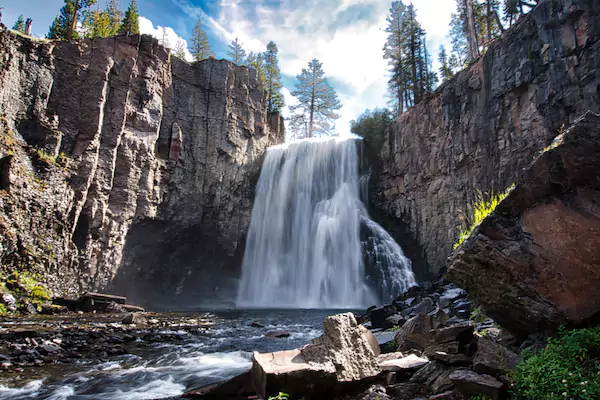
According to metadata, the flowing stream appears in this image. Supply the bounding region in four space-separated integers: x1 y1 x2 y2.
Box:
0 310 336 400
237 137 416 308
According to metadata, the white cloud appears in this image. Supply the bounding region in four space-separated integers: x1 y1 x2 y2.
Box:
164 0 455 137
139 16 194 62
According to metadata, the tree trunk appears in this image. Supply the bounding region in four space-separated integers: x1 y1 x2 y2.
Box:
68 1 79 41
465 0 479 63
494 9 505 33
309 75 315 138
486 0 492 46
410 12 418 105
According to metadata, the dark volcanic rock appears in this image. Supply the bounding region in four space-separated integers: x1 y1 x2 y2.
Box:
263 330 290 339
449 369 504 400
0 28 284 304
373 0 600 278
448 112 600 334
368 305 399 329
473 336 519 377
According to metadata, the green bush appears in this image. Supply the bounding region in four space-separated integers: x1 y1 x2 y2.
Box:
511 327 600 400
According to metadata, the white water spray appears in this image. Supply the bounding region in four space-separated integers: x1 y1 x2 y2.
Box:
236 137 415 308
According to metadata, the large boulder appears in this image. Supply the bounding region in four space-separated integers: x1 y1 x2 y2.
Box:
394 313 433 352
448 112 600 335
251 313 381 399
472 336 519 377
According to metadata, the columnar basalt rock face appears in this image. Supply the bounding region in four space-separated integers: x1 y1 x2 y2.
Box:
0 30 284 304
374 0 600 277
447 113 600 335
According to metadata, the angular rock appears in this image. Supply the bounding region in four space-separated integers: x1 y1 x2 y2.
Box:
386 383 424 400
264 330 290 339
1 293 16 311
409 361 455 395
428 390 466 399
300 313 381 381
424 342 460 358
395 313 432 352
369 305 399 329
432 352 472 367
429 308 450 330
343 385 393 400
449 369 503 400
433 323 474 345
402 297 435 318
473 336 518 376
122 313 147 325
386 313 406 326
377 352 405 362
183 370 256 399
448 113 600 334
379 354 429 372
252 313 380 399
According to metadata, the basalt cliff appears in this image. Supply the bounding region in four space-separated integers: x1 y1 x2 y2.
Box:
374 0 600 278
0 29 284 306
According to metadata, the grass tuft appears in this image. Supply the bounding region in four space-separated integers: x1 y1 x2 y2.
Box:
454 184 515 250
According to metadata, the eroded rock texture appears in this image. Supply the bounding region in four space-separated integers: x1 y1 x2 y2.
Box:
0 30 284 305
448 113 600 335
374 0 600 277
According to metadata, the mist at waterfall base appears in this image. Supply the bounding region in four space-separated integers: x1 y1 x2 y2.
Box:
237 137 416 309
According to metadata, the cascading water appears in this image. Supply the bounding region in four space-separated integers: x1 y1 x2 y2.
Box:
236 137 416 309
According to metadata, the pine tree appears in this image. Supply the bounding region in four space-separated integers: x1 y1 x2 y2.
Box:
119 0 139 36
263 41 285 113
159 27 170 48
227 38 246 65
83 8 110 38
383 2 434 113
173 37 186 59
438 45 453 81
12 15 26 33
48 1 97 40
246 52 266 83
106 0 124 36
289 59 342 138
383 1 407 115
190 19 212 61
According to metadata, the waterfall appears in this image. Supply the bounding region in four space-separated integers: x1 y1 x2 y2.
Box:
236 137 416 309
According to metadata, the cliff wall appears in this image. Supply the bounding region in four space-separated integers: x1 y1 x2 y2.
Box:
374 0 600 277
0 30 284 306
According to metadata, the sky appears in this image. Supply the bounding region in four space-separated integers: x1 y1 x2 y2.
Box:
3 0 456 136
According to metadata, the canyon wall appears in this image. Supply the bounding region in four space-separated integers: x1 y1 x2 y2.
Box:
0 30 284 306
374 0 600 277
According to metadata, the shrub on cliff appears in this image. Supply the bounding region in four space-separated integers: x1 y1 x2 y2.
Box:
511 327 600 400
351 108 393 166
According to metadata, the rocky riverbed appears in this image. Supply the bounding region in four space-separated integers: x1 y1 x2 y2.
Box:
0 309 333 399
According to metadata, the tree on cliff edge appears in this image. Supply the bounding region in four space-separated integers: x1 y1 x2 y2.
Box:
12 15 25 34
227 38 247 65
264 41 285 113
119 0 139 36
48 0 97 40
190 19 212 61
289 59 342 139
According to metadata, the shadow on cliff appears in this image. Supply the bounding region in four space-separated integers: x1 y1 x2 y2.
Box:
110 219 246 310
